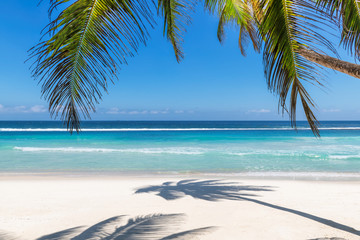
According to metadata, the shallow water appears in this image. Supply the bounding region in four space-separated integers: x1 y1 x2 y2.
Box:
1 121 360 176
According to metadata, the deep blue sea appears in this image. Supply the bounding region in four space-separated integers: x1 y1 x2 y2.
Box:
1 121 360 176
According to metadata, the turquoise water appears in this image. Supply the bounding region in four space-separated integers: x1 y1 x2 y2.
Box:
1 121 360 175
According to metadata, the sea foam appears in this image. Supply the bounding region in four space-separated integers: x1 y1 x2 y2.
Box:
13 147 205 155
2 127 360 132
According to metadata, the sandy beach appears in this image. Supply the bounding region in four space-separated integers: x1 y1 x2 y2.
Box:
0 174 359 240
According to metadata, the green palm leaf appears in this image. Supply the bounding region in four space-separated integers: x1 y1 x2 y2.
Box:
336 0 360 59
158 0 196 62
205 0 260 55
317 0 360 60
30 0 154 132
260 0 336 136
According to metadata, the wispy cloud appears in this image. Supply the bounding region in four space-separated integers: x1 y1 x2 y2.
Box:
106 108 188 115
322 108 341 113
0 104 47 113
247 109 271 113
106 108 122 114
29 105 47 113
149 110 169 114
128 110 148 115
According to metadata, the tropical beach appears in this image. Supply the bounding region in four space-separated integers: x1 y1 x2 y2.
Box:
2 0 360 239
1 121 360 239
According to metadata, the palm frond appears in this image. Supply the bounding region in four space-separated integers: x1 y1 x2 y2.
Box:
260 0 336 136
316 0 360 60
205 0 261 55
315 0 340 17
157 0 196 62
339 0 360 59
30 0 154 132
217 4 227 43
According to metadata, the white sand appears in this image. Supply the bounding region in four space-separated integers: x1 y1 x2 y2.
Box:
0 174 359 240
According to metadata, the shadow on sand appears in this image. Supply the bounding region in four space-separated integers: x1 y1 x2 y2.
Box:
135 179 360 237
1 213 214 240
0 233 20 240
135 179 273 201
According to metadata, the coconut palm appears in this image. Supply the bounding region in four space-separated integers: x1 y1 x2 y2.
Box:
30 0 360 136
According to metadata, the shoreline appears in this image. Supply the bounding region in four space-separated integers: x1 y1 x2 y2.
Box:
1 171 360 181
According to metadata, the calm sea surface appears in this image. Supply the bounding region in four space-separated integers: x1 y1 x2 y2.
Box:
1 121 360 176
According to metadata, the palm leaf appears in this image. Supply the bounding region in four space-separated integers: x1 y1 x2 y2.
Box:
333 0 360 59
260 0 336 136
158 0 196 62
317 0 360 60
205 0 261 56
30 0 154 132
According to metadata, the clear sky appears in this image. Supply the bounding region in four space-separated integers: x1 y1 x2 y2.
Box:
1 1 360 121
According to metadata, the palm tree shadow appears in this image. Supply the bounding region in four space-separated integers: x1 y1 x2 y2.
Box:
33 214 216 240
0 232 20 240
308 238 347 240
72 216 125 240
135 179 274 201
36 226 85 240
135 179 360 237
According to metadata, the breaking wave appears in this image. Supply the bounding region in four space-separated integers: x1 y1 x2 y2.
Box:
13 147 205 155
3 127 360 132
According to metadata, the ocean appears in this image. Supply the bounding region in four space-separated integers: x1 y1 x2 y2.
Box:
1 121 360 177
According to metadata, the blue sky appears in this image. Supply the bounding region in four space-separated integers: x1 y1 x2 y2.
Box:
0 1 360 121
